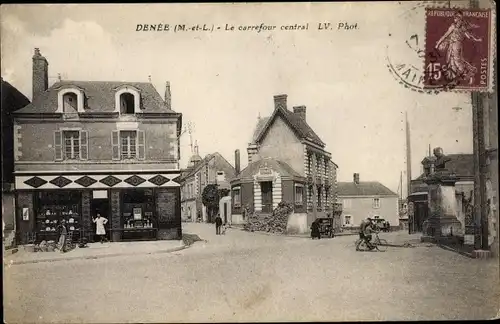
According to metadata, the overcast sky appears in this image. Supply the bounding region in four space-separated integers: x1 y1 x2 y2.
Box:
1 2 474 196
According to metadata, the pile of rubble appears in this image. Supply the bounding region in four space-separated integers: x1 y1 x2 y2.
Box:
243 201 294 234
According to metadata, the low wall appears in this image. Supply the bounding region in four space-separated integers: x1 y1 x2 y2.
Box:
286 212 308 234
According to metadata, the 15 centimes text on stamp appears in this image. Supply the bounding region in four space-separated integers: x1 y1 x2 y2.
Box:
424 7 495 92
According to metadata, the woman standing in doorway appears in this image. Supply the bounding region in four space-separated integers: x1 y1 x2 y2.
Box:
92 213 108 243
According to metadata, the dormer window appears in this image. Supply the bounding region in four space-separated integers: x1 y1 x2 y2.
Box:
114 86 141 114
120 93 135 114
57 87 85 113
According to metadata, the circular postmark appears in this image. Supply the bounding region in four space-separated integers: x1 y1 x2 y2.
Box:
385 1 471 94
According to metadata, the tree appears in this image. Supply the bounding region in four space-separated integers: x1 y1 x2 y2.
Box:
202 184 219 223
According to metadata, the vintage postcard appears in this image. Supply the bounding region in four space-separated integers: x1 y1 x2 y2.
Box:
1 1 498 323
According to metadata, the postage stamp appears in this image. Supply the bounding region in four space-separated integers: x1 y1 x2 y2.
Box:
424 8 495 92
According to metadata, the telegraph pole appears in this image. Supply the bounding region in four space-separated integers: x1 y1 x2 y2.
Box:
470 0 489 251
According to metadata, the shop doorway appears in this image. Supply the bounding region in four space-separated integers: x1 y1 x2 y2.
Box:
91 198 110 241
261 181 273 213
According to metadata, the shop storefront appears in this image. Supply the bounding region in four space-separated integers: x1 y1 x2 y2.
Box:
15 172 181 244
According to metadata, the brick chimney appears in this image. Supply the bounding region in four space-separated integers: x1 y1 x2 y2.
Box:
293 105 306 121
32 48 49 101
165 81 171 109
274 94 287 110
353 173 360 184
235 149 241 174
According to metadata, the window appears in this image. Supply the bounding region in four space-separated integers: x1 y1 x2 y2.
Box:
373 198 381 209
120 93 135 114
112 130 145 160
62 93 78 113
317 186 322 208
64 131 80 159
121 131 137 159
233 187 241 207
344 215 352 225
216 171 225 182
54 130 88 161
343 199 352 209
295 185 304 205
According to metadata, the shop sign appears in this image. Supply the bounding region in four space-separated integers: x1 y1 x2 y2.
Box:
133 207 142 220
22 208 29 221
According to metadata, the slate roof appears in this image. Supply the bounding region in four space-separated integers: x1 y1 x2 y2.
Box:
337 181 398 197
1 79 30 113
415 154 473 180
252 107 325 147
233 157 303 182
15 80 175 114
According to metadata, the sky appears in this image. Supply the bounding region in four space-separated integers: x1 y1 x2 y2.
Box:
1 2 475 196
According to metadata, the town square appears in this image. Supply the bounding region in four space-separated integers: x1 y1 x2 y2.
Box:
1 1 498 322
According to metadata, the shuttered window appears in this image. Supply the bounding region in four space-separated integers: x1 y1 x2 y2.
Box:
113 130 145 160
54 130 88 161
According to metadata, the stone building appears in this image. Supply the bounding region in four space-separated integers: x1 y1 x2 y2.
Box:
230 94 339 233
338 173 399 230
13 48 183 244
179 146 237 223
1 78 30 247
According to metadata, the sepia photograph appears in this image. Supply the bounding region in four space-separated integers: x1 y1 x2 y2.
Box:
1 1 498 322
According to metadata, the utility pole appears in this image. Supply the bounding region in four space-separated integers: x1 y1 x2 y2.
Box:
469 0 489 251
405 111 412 198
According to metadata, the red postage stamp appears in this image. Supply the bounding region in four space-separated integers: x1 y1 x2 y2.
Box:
424 8 494 92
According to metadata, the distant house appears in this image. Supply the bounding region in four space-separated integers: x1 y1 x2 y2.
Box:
179 146 237 223
338 173 399 229
1 78 30 247
230 94 339 233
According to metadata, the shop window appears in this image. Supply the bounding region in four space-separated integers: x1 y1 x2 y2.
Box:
373 198 381 209
111 130 145 160
233 187 241 207
36 191 82 241
122 189 155 229
295 185 304 205
344 215 352 225
54 130 88 161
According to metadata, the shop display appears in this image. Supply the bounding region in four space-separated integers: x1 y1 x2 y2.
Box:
36 192 82 242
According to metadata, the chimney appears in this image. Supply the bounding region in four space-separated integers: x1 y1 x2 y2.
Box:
273 94 287 110
32 48 49 101
235 149 241 174
353 173 360 184
165 81 172 109
293 105 306 121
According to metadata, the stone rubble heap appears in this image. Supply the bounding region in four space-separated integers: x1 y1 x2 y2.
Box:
243 201 294 234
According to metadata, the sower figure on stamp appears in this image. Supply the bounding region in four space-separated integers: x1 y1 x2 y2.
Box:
435 11 482 85
92 213 108 243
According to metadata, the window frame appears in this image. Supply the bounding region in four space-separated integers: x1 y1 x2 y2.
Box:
373 198 381 209
63 130 81 160
56 88 85 113
344 215 352 225
294 184 304 205
114 86 141 114
233 186 241 207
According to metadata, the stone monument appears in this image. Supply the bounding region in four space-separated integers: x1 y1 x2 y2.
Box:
421 147 463 243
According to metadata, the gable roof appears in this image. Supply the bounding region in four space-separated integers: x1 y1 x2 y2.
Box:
337 181 398 197
253 107 325 147
1 79 30 112
250 117 270 143
233 157 303 182
181 152 236 181
15 80 175 114
415 154 473 180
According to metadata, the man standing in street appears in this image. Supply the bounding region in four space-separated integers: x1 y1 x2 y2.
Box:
215 213 223 235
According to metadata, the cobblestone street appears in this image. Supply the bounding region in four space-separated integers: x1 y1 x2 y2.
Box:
4 223 499 322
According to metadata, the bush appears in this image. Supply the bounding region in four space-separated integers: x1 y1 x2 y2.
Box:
243 201 294 234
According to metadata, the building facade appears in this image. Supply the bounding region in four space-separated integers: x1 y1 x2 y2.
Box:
231 94 339 233
14 48 183 244
2 78 31 247
338 173 399 230
179 149 236 223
